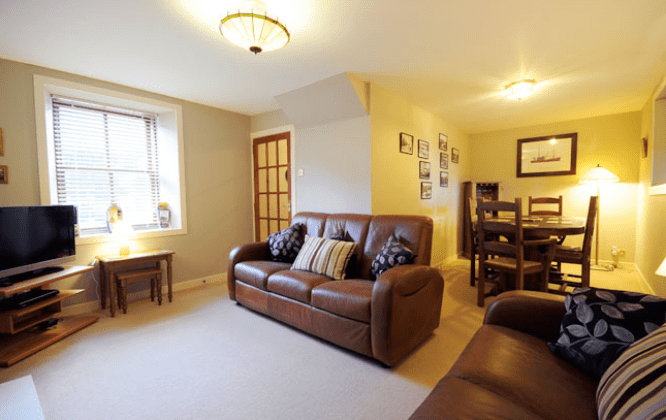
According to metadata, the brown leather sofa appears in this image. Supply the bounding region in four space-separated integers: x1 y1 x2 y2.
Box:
409 290 598 420
227 212 444 366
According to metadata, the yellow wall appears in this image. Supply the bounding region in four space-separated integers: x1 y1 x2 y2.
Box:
370 84 471 267
470 112 641 264
636 75 666 295
0 58 254 306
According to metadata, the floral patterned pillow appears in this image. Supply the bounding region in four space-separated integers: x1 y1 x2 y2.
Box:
548 287 666 378
369 234 416 280
266 223 304 263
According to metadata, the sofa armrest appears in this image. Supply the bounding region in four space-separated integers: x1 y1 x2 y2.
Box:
483 290 566 342
371 264 444 366
227 242 271 300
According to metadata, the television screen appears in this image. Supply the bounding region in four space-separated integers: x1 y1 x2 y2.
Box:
0 205 76 278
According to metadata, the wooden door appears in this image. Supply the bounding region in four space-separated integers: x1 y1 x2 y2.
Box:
253 132 291 241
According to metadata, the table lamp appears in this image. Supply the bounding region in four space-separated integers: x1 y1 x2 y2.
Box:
657 258 666 277
579 164 619 270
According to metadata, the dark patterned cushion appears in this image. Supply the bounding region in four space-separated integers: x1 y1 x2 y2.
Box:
548 287 666 378
597 323 666 420
369 234 416 280
267 223 304 263
329 228 346 241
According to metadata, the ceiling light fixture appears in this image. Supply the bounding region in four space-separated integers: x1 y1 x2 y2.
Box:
505 80 535 100
219 0 290 54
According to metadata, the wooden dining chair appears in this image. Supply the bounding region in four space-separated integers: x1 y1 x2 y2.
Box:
550 196 598 293
476 197 557 307
528 196 563 216
468 197 479 286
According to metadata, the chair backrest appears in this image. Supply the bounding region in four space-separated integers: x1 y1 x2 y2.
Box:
476 197 524 261
467 197 477 248
581 196 598 258
528 196 563 216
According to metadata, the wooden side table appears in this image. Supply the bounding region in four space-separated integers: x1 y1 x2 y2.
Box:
97 250 174 317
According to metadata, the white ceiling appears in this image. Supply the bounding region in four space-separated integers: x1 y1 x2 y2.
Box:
1 0 666 134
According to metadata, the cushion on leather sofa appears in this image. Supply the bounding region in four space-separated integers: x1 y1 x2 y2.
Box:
311 280 373 323
267 270 332 304
234 261 291 290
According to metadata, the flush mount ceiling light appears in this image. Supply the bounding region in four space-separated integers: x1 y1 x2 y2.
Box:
219 0 290 54
505 79 535 100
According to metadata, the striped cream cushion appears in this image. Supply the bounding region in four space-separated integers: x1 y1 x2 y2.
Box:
291 235 357 280
597 323 666 420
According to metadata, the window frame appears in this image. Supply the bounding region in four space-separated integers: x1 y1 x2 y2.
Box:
34 75 188 244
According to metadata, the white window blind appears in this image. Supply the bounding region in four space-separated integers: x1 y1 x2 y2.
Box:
51 96 160 235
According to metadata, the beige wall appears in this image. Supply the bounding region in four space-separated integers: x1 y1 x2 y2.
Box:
0 58 253 306
636 75 666 296
370 84 471 267
470 112 642 264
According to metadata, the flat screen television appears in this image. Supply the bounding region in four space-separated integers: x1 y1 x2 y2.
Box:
0 205 77 283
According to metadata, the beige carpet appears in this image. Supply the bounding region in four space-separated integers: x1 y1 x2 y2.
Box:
0 259 649 420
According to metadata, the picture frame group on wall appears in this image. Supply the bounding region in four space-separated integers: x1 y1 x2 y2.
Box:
419 161 431 179
516 132 577 177
440 153 448 169
399 132 414 155
440 171 448 187
439 133 448 151
418 139 429 159
0 165 7 184
421 182 432 199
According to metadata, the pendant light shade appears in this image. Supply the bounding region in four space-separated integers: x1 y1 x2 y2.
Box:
506 80 535 100
220 0 290 54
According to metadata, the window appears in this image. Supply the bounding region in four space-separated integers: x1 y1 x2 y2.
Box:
34 76 187 241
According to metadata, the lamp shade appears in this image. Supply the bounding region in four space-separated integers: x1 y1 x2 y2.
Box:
579 164 619 184
657 258 666 277
220 0 290 54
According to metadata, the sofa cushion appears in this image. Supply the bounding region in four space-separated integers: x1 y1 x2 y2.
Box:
597 323 666 420
266 270 332 304
370 233 416 280
267 223 304 263
311 280 373 323
234 261 291 290
548 287 666 378
439 324 598 420
291 235 357 280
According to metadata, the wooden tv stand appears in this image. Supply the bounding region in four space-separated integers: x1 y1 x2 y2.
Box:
0 266 99 367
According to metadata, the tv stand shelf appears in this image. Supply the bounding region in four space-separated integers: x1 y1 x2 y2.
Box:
0 266 98 367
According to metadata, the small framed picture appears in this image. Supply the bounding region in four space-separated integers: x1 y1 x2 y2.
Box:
440 153 448 169
440 171 448 187
0 128 4 156
439 133 448 151
0 165 7 184
421 182 432 199
400 132 414 155
643 137 648 158
451 148 459 163
418 139 429 159
419 161 431 179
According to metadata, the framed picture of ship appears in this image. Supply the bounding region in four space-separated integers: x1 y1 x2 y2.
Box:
517 133 577 178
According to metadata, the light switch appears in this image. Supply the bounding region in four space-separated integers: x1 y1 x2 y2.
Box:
297 169 304 177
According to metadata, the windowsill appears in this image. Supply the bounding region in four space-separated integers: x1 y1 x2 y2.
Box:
75 227 186 246
649 184 666 196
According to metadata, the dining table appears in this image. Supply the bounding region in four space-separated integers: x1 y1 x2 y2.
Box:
487 215 586 239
